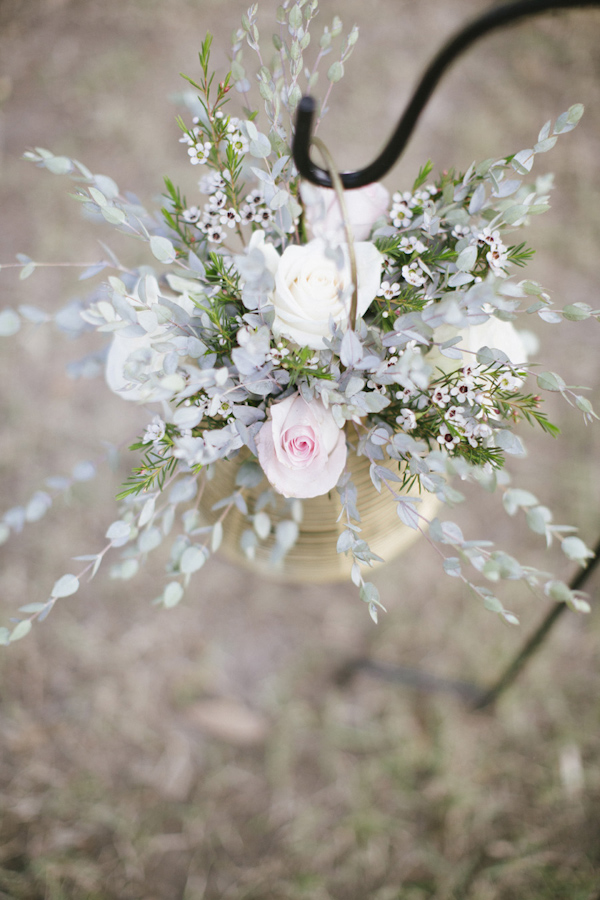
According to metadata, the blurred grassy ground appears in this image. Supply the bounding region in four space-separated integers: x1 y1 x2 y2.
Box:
1 0 600 897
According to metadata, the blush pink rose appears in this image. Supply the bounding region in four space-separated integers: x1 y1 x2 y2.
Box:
300 181 390 242
255 393 347 499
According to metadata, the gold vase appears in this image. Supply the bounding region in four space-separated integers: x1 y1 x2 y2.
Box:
200 447 440 584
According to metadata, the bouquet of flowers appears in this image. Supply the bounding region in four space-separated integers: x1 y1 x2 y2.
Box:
0 1 596 641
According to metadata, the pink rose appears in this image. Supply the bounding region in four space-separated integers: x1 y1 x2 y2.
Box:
255 393 347 499
300 181 390 242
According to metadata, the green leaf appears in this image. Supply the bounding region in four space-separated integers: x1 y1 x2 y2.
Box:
89 186 108 207
94 174 119 199
567 102 585 124
138 496 156 528
502 488 538 516
554 104 584 134
163 581 184 608
0 308 21 337
413 159 433 190
538 308 562 324
456 245 477 272
269 189 290 210
275 520 298 551
51 574 80 598
562 303 591 322
10 620 32 642
533 136 557 153
245 120 259 141
360 581 383 608
429 517 444 542
536 371 566 392
235 460 264 489
106 520 131 541
19 262 36 280
249 132 272 159
443 557 462 577
179 545 206 574
482 560 500 582
495 430 526 457
440 520 464 545
510 149 534 174
101 206 127 225
538 119 552 142
502 204 528 225
253 512 271 541
575 395 599 420
138 527 162 554
288 4 302 28
110 559 139 580
150 235 176 264
482 593 503 613
545 580 571 603
44 155 73 175
327 61 344 83
259 81 274 102
525 505 552 536
562 536 594 564
18 602 47 614
211 521 223 552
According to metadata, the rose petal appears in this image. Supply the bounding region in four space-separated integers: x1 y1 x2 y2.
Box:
272 239 382 349
301 182 390 242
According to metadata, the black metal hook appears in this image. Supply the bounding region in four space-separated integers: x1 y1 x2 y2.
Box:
293 0 600 188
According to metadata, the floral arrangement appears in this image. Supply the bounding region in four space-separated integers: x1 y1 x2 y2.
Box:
0 1 597 642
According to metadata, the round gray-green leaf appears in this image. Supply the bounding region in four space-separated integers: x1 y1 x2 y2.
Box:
10 620 32 642
0 308 21 337
150 236 176 264
179 545 206 574
163 581 184 608
51 574 80 598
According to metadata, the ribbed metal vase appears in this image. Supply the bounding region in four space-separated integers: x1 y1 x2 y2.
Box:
200 448 440 584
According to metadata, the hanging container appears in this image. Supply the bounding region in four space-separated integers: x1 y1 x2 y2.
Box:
199 445 439 584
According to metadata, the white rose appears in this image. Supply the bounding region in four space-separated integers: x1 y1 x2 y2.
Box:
272 238 382 349
461 317 528 364
106 332 166 401
300 182 390 242
105 273 194 402
430 317 529 373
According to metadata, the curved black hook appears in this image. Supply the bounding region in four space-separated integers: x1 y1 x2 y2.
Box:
293 0 600 188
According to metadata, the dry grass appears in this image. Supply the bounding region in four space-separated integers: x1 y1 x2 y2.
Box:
1 0 600 897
